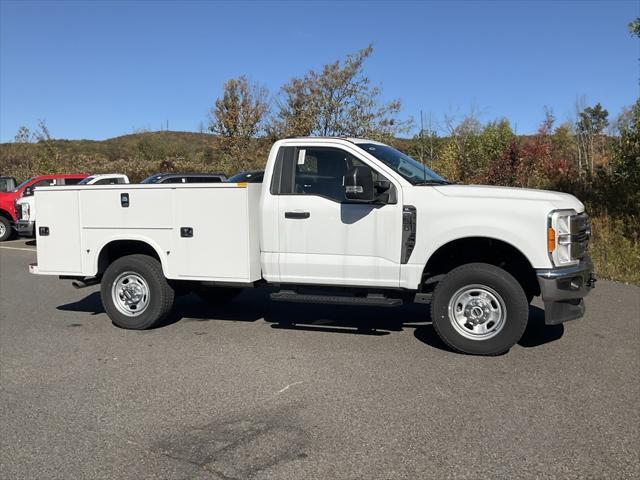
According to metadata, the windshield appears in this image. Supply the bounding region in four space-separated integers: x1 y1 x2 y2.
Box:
227 171 264 183
12 178 35 192
356 143 448 185
78 176 95 185
140 174 164 184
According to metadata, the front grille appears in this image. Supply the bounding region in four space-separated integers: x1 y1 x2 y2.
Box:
570 213 590 259
15 204 22 219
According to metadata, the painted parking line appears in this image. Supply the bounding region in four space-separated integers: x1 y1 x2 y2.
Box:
0 246 36 252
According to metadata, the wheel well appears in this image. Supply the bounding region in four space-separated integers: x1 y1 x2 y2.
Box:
422 237 540 298
97 240 161 274
0 209 12 221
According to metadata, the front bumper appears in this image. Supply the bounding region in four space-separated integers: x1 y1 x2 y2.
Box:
536 257 595 325
15 220 35 236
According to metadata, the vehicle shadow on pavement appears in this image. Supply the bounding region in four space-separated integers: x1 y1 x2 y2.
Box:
57 291 105 315
518 305 564 348
57 291 564 350
413 305 565 353
264 300 429 336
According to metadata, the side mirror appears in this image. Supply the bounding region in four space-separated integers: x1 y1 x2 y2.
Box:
345 166 374 202
23 186 33 197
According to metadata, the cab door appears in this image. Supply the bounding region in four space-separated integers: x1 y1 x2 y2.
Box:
274 144 403 287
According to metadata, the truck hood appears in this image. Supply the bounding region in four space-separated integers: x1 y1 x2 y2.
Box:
433 184 584 211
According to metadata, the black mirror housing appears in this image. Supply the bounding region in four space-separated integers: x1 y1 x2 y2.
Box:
345 166 375 202
23 187 33 197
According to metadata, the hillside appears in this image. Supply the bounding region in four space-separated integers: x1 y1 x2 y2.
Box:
0 131 270 182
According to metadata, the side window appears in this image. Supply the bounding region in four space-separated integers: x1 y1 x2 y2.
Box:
270 146 392 203
94 178 112 185
293 148 355 202
63 178 82 185
163 177 184 184
189 176 222 183
32 179 56 188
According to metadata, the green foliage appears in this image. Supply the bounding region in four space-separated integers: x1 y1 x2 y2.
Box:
577 103 609 135
629 17 640 37
610 99 640 216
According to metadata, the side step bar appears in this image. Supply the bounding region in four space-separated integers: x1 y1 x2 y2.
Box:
270 291 402 307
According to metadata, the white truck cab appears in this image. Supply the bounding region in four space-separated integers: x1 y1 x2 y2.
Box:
29 139 594 355
15 173 129 237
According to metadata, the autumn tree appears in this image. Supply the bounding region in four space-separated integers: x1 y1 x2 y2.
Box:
209 75 270 171
273 45 410 140
210 75 269 138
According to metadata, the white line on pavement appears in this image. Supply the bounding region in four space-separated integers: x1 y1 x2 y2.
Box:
0 246 36 252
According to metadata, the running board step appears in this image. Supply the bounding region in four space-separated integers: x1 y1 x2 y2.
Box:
270 291 402 307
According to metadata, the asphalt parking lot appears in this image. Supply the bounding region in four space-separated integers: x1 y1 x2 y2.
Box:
1 238 638 480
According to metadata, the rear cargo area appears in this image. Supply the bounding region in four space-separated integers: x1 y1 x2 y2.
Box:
33 183 262 283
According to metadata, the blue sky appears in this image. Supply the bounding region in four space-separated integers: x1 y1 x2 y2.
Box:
0 0 638 141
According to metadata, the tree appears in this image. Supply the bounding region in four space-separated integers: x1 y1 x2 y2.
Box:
629 17 640 37
610 99 640 216
209 75 269 139
575 101 609 174
209 76 270 171
14 126 32 143
274 45 410 139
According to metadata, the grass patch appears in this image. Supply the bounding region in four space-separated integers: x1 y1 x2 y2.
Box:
589 214 640 285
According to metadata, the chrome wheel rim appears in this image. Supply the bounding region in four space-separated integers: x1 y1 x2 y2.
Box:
447 284 506 340
111 272 150 317
0 222 6 237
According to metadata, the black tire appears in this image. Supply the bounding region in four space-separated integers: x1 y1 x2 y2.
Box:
0 216 12 242
101 254 175 330
430 263 529 355
194 285 241 306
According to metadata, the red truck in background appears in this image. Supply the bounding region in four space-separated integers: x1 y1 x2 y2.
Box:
0 173 88 242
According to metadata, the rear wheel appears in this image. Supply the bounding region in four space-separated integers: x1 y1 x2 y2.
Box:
430 263 529 355
0 216 12 242
101 254 174 329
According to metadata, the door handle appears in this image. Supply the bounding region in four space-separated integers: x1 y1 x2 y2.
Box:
285 211 310 219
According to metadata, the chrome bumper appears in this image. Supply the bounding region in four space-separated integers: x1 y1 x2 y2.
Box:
536 257 595 325
15 220 35 236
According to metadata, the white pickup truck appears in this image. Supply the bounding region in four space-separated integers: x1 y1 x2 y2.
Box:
29 137 594 355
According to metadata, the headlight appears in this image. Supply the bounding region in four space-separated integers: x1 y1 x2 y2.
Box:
547 209 590 266
23 203 30 219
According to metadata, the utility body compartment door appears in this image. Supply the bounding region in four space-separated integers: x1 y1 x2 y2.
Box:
35 189 82 274
170 184 261 282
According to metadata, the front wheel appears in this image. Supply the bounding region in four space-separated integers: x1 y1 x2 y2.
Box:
101 254 175 329
430 263 529 355
0 216 12 242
